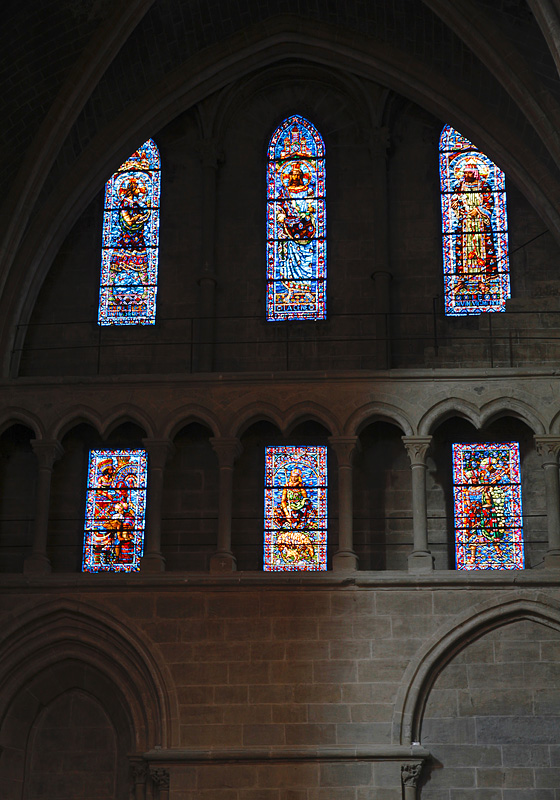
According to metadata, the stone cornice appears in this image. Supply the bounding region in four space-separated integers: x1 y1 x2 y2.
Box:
1 570 559 590
4 366 560 387
143 744 431 763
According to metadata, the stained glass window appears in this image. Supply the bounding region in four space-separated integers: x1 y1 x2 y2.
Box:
264 445 327 570
99 139 160 325
82 449 147 572
439 125 509 316
452 442 524 570
267 115 326 321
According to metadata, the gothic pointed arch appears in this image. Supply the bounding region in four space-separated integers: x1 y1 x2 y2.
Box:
0 599 177 750
394 595 560 745
0 600 178 797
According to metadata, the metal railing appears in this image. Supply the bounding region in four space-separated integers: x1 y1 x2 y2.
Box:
12 308 560 375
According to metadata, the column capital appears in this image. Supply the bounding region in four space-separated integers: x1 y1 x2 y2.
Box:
210 437 242 467
534 435 560 464
150 767 170 789
402 436 432 466
130 761 147 784
142 439 175 470
371 270 393 282
196 137 223 169
401 761 423 788
31 439 64 469
197 268 218 287
328 435 360 467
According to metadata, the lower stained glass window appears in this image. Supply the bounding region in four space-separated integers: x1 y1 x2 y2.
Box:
264 445 327 571
82 449 147 572
452 442 524 570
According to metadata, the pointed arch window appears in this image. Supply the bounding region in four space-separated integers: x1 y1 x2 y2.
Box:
82 449 147 572
267 116 326 321
98 139 160 325
452 442 524 570
439 126 509 316
264 445 327 571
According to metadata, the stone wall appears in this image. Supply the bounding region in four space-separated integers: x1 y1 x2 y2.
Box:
16 77 560 378
25 691 117 800
4 9 560 800
0 583 559 799
423 618 560 798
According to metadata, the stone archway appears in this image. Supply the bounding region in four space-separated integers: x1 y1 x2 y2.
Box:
0 600 179 798
393 596 560 794
4 663 126 800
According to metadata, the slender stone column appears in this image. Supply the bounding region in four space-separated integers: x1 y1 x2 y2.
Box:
140 439 175 573
130 761 147 800
402 436 434 572
329 436 360 571
195 137 222 373
371 270 393 369
401 762 423 799
150 767 169 800
535 435 560 568
369 125 391 272
209 437 242 572
369 125 392 369
23 439 64 575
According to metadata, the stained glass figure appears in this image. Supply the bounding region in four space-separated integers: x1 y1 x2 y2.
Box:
452 442 524 570
267 116 326 321
264 445 327 570
439 126 509 316
82 449 147 572
99 139 160 325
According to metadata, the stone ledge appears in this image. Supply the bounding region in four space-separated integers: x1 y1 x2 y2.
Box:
143 744 431 763
4 365 560 388
1 569 559 590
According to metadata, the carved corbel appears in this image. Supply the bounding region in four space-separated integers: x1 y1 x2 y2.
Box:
401 761 423 798
150 767 170 799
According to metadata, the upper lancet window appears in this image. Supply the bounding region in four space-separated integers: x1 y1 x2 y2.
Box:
439 125 510 316
98 139 160 325
452 442 524 570
82 449 147 572
266 115 326 321
264 445 327 571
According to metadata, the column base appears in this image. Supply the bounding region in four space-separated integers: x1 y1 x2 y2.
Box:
140 553 166 573
408 551 434 572
209 551 237 573
23 553 52 575
544 551 560 569
332 550 359 571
